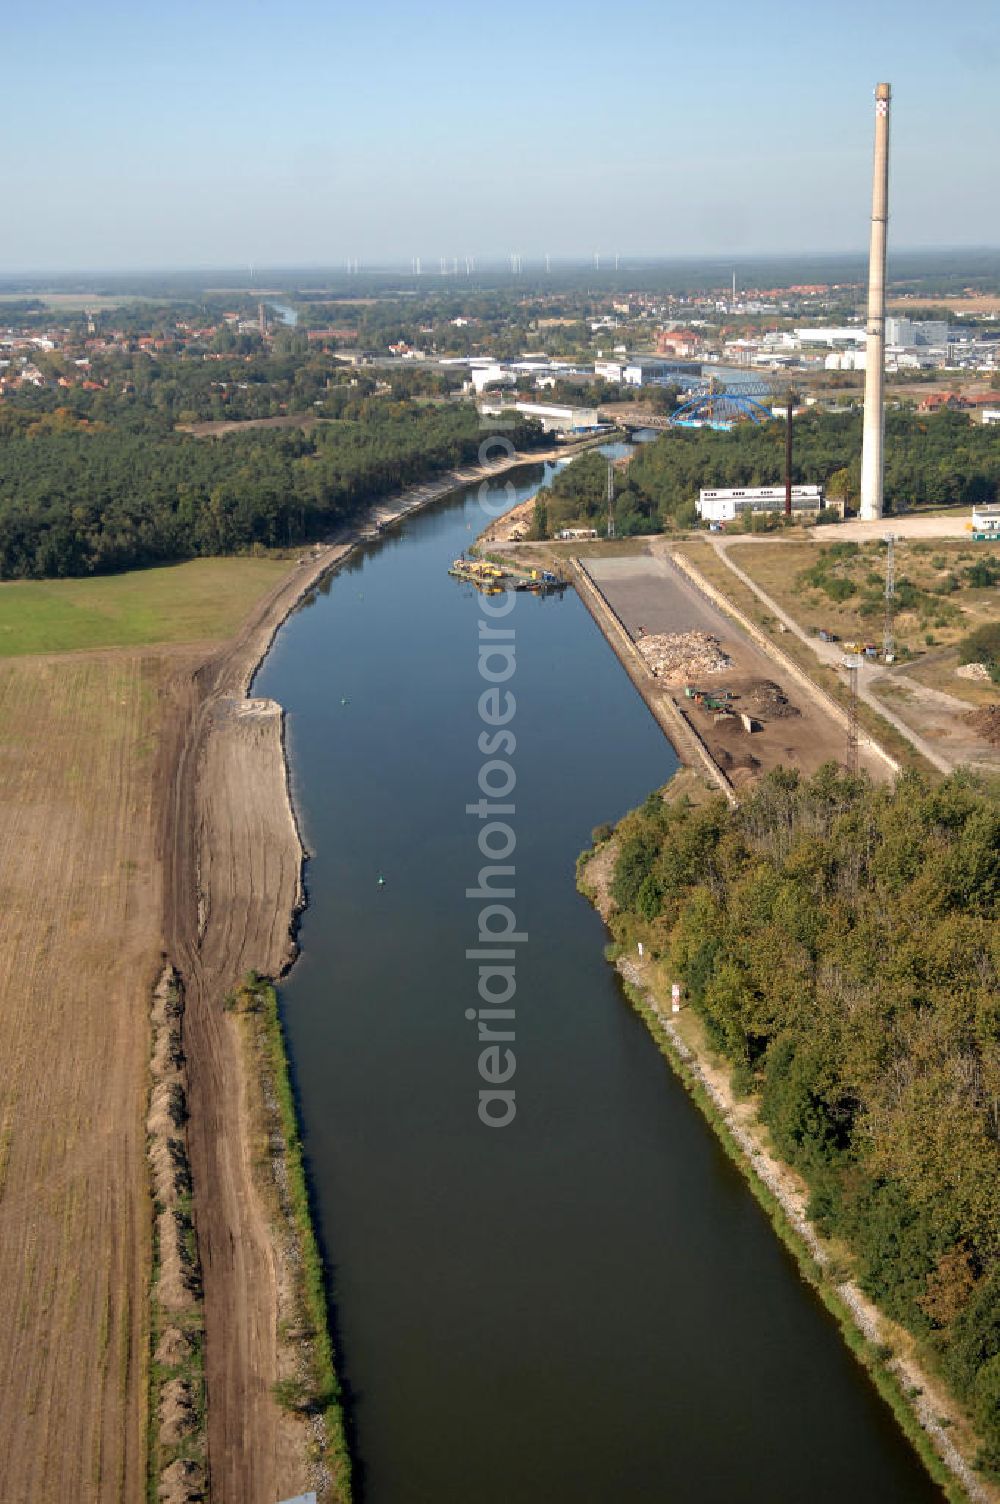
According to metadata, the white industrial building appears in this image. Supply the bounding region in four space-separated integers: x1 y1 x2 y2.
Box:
622 358 680 387
697 484 825 523
470 363 515 394
885 317 950 347
794 327 866 348
972 504 1000 536
477 398 603 434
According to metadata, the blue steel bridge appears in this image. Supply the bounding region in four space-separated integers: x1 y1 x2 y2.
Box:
602 374 778 433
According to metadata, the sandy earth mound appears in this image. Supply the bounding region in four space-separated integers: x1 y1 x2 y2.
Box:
158 1457 206 1504
154 1326 192 1367
159 1377 196 1445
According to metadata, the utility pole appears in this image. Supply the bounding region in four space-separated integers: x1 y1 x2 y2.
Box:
607 459 616 540
784 392 794 518
883 532 896 662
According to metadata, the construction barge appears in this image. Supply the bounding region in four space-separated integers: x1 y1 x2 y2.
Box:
449 557 570 596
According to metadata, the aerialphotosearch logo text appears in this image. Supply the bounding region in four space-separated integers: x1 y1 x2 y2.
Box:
466 428 525 1127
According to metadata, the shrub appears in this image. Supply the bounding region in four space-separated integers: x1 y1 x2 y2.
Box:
824 541 860 561
958 622 1000 682
965 558 1000 589
822 576 856 602
272 1377 310 1412
973 1355 1000 1473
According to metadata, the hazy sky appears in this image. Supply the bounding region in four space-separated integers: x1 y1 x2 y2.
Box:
4 0 999 271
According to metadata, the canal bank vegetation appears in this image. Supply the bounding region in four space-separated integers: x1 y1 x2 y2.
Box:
583 766 1000 1496
227 972 352 1503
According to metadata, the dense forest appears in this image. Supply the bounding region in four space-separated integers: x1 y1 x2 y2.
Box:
545 411 1000 534
604 768 1000 1473
0 403 546 577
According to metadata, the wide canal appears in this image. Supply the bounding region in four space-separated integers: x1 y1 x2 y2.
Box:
255 461 939 1502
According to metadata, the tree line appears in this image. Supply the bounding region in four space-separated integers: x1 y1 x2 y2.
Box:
604 767 1000 1474
544 411 1000 535
0 403 546 578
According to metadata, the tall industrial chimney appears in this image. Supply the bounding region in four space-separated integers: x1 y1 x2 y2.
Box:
859 83 891 521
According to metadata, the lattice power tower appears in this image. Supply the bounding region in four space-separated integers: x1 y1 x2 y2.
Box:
883 533 896 663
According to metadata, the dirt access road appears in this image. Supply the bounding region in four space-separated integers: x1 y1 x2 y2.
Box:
158 541 353 1504
819 510 976 543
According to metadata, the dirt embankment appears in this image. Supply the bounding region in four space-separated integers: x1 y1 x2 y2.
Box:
158 543 345 1504
159 448 552 1501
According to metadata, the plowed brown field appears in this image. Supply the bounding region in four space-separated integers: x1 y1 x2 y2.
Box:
0 650 183 1504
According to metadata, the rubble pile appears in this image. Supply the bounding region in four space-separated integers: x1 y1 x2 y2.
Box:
636 631 731 681
743 679 800 720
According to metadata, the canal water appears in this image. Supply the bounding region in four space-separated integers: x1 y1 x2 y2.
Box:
255 463 939 1503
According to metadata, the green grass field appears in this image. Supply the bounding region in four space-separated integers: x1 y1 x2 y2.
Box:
0 556 293 656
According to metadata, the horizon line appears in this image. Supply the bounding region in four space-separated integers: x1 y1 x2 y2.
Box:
1 245 999 282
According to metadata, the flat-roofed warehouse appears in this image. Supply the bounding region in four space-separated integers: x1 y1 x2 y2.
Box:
972 503 1000 537
697 485 825 522
477 398 603 434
